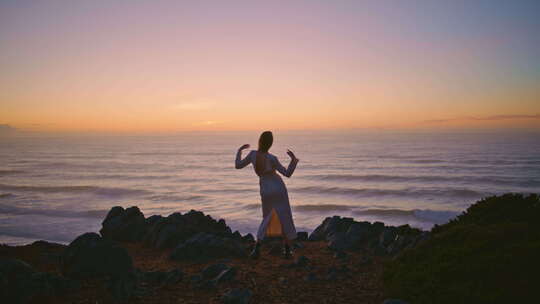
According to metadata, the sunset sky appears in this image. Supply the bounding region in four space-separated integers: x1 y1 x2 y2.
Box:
1 1 539 132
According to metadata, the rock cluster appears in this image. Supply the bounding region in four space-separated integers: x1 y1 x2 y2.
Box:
308 215 428 255
100 206 254 260
170 232 247 261
189 262 238 289
222 288 252 304
60 232 136 300
0 258 78 303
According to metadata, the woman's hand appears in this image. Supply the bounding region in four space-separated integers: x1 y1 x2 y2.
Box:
238 144 250 151
287 149 298 161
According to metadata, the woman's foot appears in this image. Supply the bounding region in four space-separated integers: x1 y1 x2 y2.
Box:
249 243 261 259
282 243 293 259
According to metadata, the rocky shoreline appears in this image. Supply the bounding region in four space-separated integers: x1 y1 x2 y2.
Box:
1 205 421 303
2 193 537 303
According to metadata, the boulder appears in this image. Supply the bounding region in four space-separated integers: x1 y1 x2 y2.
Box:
222 288 252 304
309 216 349 241
241 233 255 243
61 232 133 279
296 231 308 241
144 210 234 249
303 272 318 282
141 268 184 286
383 299 409 304
170 232 246 261
0 258 77 303
268 243 283 256
327 231 348 251
310 216 426 254
100 206 147 241
202 263 229 279
333 251 348 260
191 264 240 289
295 255 310 267
145 215 164 228
285 255 310 268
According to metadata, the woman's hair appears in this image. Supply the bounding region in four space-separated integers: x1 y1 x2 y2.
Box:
255 131 273 176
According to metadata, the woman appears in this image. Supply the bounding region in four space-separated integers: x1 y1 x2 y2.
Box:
235 131 299 259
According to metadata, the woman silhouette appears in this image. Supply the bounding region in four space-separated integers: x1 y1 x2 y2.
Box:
235 131 299 259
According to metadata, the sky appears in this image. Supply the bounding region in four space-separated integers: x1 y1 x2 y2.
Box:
1 0 539 133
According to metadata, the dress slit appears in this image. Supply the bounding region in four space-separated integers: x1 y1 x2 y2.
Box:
266 208 283 237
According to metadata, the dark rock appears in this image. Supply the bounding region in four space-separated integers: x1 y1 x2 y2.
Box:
211 267 237 284
373 244 388 256
383 299 409 304
327 231 348 251
241 233 255 243
189 274 203 285
358 256 373 266
303 272 318 282
310 215 426 255
145 215 163 227
163 269 183 285
345 222 372 247
333 251 348 260
295 255 310 267
292 242 305 249
198 267 237 289
222 288 252 304
325 265 350 280
144 210 234 249
107 275 137 300
296 231 308 241
61 232 133 279
143 269 183 286
100 206 147 241
309 216 347 241
202 263 229 279
268 243 283 256
142 270 167 283
61 232 135 300
232 230 242 240
0 258 78 303
379 227 397 247
170 232 246 261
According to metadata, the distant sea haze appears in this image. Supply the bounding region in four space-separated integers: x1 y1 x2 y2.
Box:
1 131 539 245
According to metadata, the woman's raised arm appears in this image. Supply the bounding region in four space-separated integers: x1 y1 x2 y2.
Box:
274 150 299 178
235 144 252 169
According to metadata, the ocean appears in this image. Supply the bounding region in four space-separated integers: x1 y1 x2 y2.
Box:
1 131 539 245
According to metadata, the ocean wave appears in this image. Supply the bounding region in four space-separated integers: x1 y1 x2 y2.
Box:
292 185 484 199
0 203 109 219
147 194 206 202
0 170 25 176
77 174 175 180
245 203 353 212
0 183 151 196
353 208 460 224
293 204 353 211
301 174 540 187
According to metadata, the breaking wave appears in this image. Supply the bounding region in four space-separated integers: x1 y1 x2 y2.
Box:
353 208 460 224
301 174 540 187
0 183 151 196
0 170 25 176
0 203 109 218
292 185 484 199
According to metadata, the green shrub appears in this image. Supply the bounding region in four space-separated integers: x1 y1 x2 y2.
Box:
383 193 540 304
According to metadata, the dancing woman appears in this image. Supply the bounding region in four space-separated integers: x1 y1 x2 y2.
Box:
235 131 299 259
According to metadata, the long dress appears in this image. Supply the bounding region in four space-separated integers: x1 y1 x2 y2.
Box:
235 149 299 241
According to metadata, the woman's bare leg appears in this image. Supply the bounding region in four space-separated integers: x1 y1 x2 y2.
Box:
282 234 292 258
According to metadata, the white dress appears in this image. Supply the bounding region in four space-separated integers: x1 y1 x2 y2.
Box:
235 150 299 241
